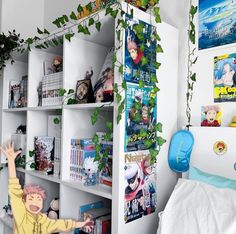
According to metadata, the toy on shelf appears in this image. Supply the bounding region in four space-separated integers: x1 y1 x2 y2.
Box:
47 198 59 219
52 56 63 73
229 116 236 127
83 157 99 186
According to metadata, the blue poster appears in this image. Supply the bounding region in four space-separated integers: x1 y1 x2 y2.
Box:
199 0 236 50
124 14 156 85
124 83 157 152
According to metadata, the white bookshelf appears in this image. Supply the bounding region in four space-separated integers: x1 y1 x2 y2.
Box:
0 3 179 234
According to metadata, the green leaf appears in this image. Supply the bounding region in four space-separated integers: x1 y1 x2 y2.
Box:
155 61 161 69
122 81 127 90
104 132 112 142
52 39 59 46
140 0 148 7
134 101 142 110
153 85 160 93
190 73 196 82
141 56 148 66
149 148 159 158
119 65 124 75
140 44 145 52
151 74 158 83
83 26 90 35
105 6 113 15
70 11 77 20
29 150 35 157
95 22 101 31
44 29 50 35
111 9 119 18
116 29 121 42
113 54 117 64
65 33 75 42
37 27 43 34
78 24 84 33
59 88 67 96
30 162 36 169
91 107 100 125
157 136 166 146
133 113 142 123
68 89 74 95
153 33 161 41
63 14 69 23
67 98 77 105
77 4 84 13
116 93 122 103
144 139 153 148
86 2 93 12
106 121 113 131
92 134 99 144
190 5 198 19
99 162 106 171
156 44 163 53
154 122 163 132
139 128 148 138
117 114 122 124
53 118 60 124
114 83 118 93
94 154 101 161
139 80 144 88
95 144 102 152
88 18 95 26
155 15 161 23
52 19 61 28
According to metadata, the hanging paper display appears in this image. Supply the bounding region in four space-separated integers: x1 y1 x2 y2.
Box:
199 0 236 50
201 105 222 127
214 53 236 102
124 83 157 152
124 14 157 85
124 151 157 223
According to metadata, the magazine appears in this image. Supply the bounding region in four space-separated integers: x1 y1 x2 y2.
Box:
124 14 156 85
124 151 157 223
214 53 236 102
125 83 157 152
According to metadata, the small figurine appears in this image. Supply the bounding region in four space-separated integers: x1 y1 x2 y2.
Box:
83 157 99 186
37 81 42 106
102 67 114 102
52 56 63 73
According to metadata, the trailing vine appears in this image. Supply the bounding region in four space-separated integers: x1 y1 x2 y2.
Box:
186 1 198 128
0 0 165 171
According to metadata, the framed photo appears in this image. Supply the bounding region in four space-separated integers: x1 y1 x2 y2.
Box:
75 79 94 104
199 0 236 50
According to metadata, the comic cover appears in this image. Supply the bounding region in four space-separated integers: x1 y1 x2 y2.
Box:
201 105 222 127
125 83 157 152
124 151 157 223
214 53 236 102
124 14 157 85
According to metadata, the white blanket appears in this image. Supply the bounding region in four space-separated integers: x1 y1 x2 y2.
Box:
157 179 236 234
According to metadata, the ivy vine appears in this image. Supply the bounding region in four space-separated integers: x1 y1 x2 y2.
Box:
0 0 165 171
186 1 198 127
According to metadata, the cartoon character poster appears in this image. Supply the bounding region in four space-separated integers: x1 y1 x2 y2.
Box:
125 83 157 152
124 14 157 85
124 151 157 223
201 105 222 127
214 53 236 102
199 0 236 50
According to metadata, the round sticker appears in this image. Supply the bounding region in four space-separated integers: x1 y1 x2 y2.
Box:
213 141 227 155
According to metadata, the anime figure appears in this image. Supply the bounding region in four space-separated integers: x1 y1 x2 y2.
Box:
0 142 94 234
83 157 99 186
201 105 220 127
214 62 235 87
124 163 144 223
141 158 156 215
37 81 42 106
52 56 63 73
102 67 114 102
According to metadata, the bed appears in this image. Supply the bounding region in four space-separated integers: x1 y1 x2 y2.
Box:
157 127 236 234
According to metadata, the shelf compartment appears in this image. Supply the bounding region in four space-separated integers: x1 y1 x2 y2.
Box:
62 179 112 200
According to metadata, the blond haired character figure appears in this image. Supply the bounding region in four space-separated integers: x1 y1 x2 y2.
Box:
0 142 94 234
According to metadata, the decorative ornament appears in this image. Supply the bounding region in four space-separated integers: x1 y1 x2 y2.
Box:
213 141 227 155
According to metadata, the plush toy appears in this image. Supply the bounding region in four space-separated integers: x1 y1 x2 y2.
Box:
47 198 59 220
52 56 63 73
83 157 99 186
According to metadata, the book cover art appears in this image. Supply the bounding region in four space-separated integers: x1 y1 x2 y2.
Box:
124 151 157 223
201 105 222 127
99 156 112 187
125 83 157 152
34 136 54 174
8 80 21 108
124 14 156 85
214 53 236 102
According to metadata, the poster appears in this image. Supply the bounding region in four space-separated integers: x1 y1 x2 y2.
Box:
214 53 236 102
199 0 236 50
124 14 157 85
125 83 157 152
201 105 222 127
124 151 157 223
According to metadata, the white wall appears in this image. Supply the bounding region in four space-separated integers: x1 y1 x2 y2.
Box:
0 0 44 38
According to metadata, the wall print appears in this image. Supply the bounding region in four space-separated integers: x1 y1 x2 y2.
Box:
214 53 236 102
201 105 222 127
125 83 157 152
124 151 157 223
124 14 156 85
199 0 236 50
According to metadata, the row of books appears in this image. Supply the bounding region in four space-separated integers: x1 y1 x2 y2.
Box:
8 76 28 108
41 71 63 106
70 134 113 187
75 201 111 234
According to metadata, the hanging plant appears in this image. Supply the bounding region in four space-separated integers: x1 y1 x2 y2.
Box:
186 1 198 127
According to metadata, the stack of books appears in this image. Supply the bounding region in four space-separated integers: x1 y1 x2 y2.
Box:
42 72 63 106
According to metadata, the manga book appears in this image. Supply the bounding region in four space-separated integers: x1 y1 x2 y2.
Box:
124 151 157 223
125 83 157 152
124 14 156 85
214 53 236 102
